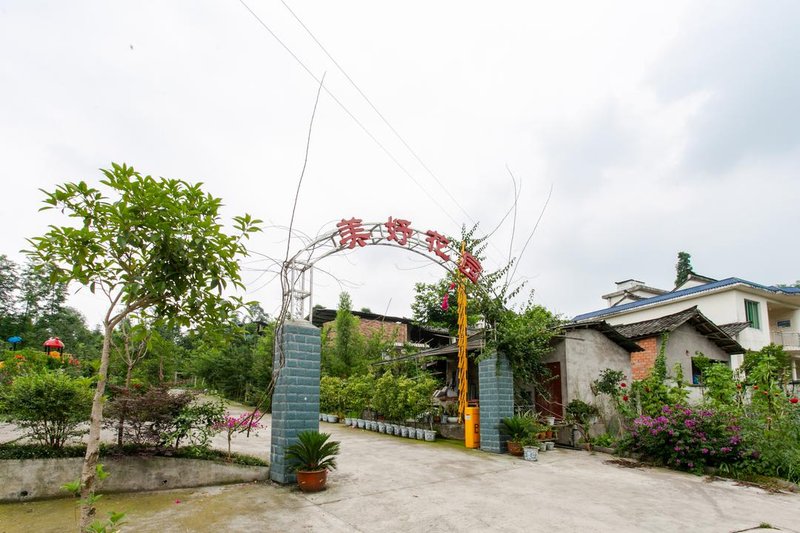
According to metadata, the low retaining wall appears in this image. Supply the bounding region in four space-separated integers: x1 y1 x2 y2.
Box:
0 456 269 502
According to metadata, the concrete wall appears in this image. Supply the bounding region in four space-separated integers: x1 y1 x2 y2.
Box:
665 322 730 377
0 457 269 502
270 320 321 484
563 330 631 406
563 330 631 437
478 353 513 453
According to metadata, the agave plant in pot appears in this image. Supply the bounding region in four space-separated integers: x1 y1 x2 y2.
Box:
286 430 341 493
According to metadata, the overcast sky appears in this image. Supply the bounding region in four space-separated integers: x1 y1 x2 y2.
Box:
1 1 799 330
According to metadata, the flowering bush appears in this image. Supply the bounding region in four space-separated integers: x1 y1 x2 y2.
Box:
214 411 262 460
0 348 82 386
630 405 745 473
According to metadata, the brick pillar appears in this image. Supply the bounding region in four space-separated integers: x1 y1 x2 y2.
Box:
478 352 514 453
270 320 320 484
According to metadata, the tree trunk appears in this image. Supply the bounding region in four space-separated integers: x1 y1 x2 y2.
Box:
79 323 114 531
116 364 134 447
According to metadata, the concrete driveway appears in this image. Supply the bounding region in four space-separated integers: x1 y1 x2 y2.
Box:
1 410 798 532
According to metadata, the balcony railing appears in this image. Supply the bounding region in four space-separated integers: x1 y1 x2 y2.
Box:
771 330 800 348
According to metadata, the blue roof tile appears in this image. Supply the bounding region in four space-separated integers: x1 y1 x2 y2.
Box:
574 277 799 322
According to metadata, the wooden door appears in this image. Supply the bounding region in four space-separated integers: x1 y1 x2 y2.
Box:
535 362 563 419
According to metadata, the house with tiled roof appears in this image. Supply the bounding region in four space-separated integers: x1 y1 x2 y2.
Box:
574 274 800 381
535 307 743 427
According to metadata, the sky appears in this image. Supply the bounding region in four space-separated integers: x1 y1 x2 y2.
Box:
1 1 799 330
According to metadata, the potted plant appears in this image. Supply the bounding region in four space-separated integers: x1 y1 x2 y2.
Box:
501 415 533 456
520 434 539 461
445 402 459 424
286 430 341 493
565 399 599 451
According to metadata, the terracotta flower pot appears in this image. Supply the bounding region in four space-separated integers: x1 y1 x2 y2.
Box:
296 469 328 492
507 441 523 456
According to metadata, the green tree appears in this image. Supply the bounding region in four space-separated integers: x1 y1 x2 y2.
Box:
19 259 67 321
27 163 260 529
0 254 18 313
493 301 562 395
322 292 369 377
674 251 692 288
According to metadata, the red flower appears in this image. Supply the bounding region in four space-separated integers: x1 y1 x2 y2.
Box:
753 385 758 390
620 383 627 388
790 397 799 404
622 395 629 402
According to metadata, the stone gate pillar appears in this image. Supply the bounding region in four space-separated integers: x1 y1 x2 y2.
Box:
478 352 513 453
270 320 321 484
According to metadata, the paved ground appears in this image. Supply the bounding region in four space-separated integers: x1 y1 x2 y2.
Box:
1 405 798 532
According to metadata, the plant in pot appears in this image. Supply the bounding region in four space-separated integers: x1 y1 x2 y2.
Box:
565 399 599 452
286 430 341 493
501 415 533 456
520 434 540 461
445 402 459 424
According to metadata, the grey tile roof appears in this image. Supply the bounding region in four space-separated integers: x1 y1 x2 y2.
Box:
718 322 750 337
560 321 644 352
613 306 745 354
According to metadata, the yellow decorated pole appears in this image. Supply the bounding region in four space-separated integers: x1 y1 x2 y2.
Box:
457 241 468 424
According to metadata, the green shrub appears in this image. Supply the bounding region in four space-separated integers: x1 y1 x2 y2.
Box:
0 370 93 447
0 443 268 467
320 376 346 415
161 398 225 448
103 385 194 446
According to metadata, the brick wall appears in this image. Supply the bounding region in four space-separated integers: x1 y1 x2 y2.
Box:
323 318 408 344
270 320 321 484
478 353 514 453
631 336 659 380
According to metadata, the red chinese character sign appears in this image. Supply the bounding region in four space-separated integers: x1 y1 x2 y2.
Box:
330 216 482 285
279 215 484 336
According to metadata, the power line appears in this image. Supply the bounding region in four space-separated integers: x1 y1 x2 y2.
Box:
236 0 463 230
277 0 476 226
276 0 515 271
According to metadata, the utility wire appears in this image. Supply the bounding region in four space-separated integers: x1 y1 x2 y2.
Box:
236 0 463 230
278 0 475 226
277 0 512 270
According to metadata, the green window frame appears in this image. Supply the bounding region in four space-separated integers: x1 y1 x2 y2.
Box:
745 299 761 329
